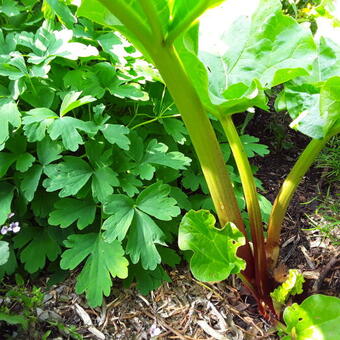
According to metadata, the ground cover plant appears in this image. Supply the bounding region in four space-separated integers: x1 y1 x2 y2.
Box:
0 0 340 338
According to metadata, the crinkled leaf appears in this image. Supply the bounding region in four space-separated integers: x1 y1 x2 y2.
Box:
308 37 340 83
13 227 61 273
282 294 340 340
178 210 246 282
176 0 316 116
49 198 96 230
279 76 340 138
319 76 340 135
60 233 128 307
271 269 305 305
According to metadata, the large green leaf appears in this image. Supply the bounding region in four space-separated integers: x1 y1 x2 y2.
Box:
60 233 128 307
194 0 316 115
168 0 224 40
278 76 340 138
282 294 340 340
178 210 245 282
319 76 340 135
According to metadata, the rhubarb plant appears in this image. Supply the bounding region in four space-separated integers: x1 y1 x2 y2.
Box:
77 0 340 327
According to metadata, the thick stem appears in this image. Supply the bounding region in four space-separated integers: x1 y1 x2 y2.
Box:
153 48 242 228
266 137 330 269
98 0 256 284
98 0 153 48
220 115 269 297
139 0 163 41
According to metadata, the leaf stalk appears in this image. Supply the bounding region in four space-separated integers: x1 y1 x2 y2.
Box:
266 136 331 269
220 115 269 297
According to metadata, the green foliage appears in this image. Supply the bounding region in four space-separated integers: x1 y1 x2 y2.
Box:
61 233 128 307
178 210 246 281
271 269 305 305
1 0 339 318
281 294 340 339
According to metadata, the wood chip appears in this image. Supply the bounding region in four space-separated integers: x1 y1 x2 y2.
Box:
75 303 93 326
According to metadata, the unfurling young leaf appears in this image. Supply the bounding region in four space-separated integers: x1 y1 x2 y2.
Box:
270 269 305 305
60 233 128 307
178 210 246 282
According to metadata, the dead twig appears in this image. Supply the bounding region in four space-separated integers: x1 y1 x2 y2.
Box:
313 254 340 292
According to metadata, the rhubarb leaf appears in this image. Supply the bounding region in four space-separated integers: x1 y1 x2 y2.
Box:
178 210 246 282
282 294 340 340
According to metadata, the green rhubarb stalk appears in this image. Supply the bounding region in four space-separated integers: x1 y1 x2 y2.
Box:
98 0 256 280
266 137 331 269
220 115 269 297
98 0 243 230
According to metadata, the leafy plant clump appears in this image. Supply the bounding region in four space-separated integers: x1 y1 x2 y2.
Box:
0 0 270 308
1 0 340 337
